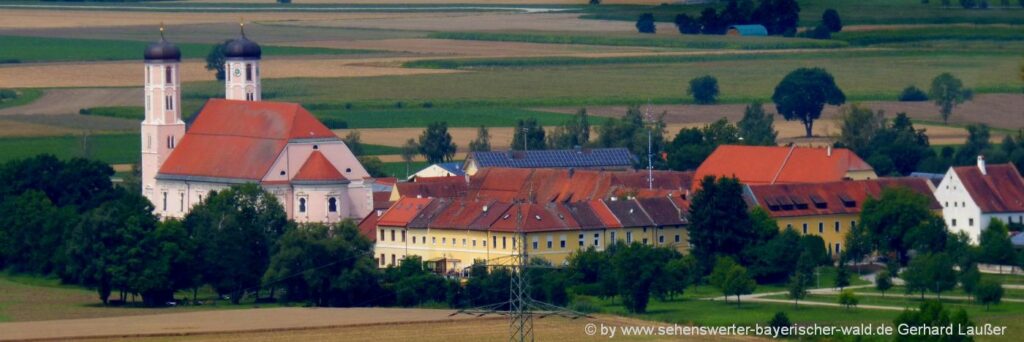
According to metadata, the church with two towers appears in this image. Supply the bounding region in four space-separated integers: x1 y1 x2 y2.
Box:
140 26 373 223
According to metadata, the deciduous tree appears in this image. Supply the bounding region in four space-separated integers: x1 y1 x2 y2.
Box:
688 75 720 104
418 122 457 164
737 102 777 146
928 73 973 124
772 68 846 137
468 126 491 152
710 257 756 307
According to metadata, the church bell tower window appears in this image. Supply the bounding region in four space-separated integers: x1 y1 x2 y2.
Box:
246 64 253 81
165 66 173 84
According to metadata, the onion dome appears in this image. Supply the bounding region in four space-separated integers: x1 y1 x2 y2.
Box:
144 27 181 62
224 22 262 59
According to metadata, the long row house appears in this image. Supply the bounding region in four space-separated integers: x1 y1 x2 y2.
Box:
366 144 1022 273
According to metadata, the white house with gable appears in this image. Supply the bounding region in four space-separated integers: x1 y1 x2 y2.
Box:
934 156 1024 244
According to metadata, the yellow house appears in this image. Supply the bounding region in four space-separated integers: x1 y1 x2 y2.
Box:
373 196 691 275
744 178 939 258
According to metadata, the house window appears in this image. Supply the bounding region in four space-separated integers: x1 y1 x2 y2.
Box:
165 66 173 84
179 193 185 212
642 238 649 245
532 239 538 250
472 240 477 247
835 221 840 233
162 192 167 211
245 63 253 81
626 232 633 243
402 231 407 242
675 234 680 243
610 231 616 241
165 95 173 110
462 238 466 246
969 218 974 227
594 233 600 246
952 219 957 227
945 202 948 208
482 239 487 247
512 238 516 249
851 221 856 229
835 243 841 255
560 238 566 248
502 237 507 249
391 254 396 266
493 236 497 248
547 239 552 249
380 254 385 266
298 197 306 213
802 223 808 234
379 229 384 241
578 233 584 247
818 222 824 234
442 237 446 245
432 237 436 245
390 230 395 242
328 197 337 213
659 235 665 244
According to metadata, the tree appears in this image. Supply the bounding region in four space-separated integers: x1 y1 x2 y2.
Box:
687 176 756 271
185 184 288 304
746 222 803 284
709 257 756 307
928 73 973 124
834 266 851 291
843 220 873 272
597 106 666 169
838 290 859 310
894 301 973 342
955 124 991 165
343 130 364 156
0 190 76 274
737 102 777 146
875 270 893 297
772 68 846 137
400 138 418 178
418 122 457 164
821 9 842 32
635 13 656 34
752 0 801 36
960 264 981 301
64 190 157 305
836 105 886 156
901 257 930 300
357 156 386 178
768 312 792 336
566 247 617 300
547 109 590 149
974 280 1003 310
688 75 720 104
979 219 1015 273
135 219 196 306
468 126 491 152
666 118 738 171
961 0 978 8
510 118 546 151
903 253 956 299
611 243 671 313
204 40 229 81
673 13 701 34
899 86 929 101
653 255 695 301
786 273 809 308
699 8 726 35
860 187 939 265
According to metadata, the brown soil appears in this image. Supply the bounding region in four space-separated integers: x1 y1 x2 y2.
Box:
0 119 77 137
0 88 140 116
0 58 458 88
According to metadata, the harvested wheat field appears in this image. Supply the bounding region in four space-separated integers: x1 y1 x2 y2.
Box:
280 12 636 33
289 38 671 57
0 58 457 88
0 119 76 137
0 88 139 116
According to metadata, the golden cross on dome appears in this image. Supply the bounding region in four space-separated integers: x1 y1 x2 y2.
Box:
159 22 165 39
240 18 246 37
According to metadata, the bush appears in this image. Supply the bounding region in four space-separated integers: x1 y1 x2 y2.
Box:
0 89 16 101
961 0 978 8
688 75 719 104
636 13 656 34
899 86 929 101
838 290 859 309
808 25 832 40
822 9 842 33
320 118 349 129
422 102 434 108
568 296 602 314
674 13 701 34
768 312 792 335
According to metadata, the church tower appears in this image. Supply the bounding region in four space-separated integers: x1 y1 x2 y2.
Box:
141 26 185 204
224 22 263 101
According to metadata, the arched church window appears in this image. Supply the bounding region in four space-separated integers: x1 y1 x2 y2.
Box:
165 66 173 84
246 64 253 81
328 197 337 213
298 197 307 213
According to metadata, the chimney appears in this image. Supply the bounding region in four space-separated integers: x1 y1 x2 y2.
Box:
978 155 987 175
482 205 489 213
827 145 832 157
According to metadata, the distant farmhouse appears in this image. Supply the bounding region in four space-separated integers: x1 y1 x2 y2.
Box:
140 27 372 222
934 157 1024 243
408 162 465 180
463 147 635 176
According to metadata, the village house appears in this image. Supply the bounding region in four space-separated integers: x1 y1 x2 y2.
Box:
934 157 1024 243
141 28 373 222
694 145 877 189
743 178 940 258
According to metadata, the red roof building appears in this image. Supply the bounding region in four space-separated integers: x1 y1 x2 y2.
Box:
935 158 1024 243
694 145 876 188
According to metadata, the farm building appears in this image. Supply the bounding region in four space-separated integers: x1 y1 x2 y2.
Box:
141 27 374 223
934 157 1024 244
744 178 939 259
463 147 635 176
694 145 877 189
409 162 466 180
727 25 768 36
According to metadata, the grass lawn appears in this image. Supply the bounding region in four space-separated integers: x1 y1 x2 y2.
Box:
598 296 898 328
0 35 374 64
176 51 1020 109
0 272 281 322
834 26 1024 46
80 106 143 121
854 285 1024 300
0 88 43 110
982 272 1024 285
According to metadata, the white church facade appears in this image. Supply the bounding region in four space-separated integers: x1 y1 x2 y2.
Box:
141 26 373 223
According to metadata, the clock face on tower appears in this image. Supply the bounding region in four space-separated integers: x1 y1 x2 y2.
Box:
233 68 241 78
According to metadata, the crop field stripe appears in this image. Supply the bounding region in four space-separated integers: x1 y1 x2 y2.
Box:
427 31 848 50
834 26 1024 46
402 49 1018 69
0 35 376 64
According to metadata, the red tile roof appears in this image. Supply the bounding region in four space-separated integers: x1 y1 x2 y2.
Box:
636 197 686 226
293 151 346 183
467 168 693 203
694 145 872 188
490 203 580 233
603 199 655 227
954 163 1024 213
159 99 338 181
395 176 468 199
357 211 379 242
746 178 939 218
378 197 433 227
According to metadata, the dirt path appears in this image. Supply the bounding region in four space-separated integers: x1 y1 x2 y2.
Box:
0 88 139 116
0 307 484 341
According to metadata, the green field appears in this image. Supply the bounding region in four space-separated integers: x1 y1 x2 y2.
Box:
0 35 375 64
428 31 848 50
834 26 1024 46
0 88 43 110
174 51 1020 109
79 106 143 120
382 161 431 179
0 134 402 165
316 107 590 129
581 0 1024 25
